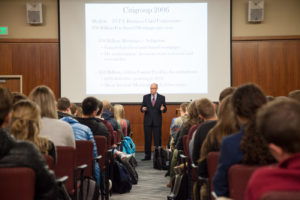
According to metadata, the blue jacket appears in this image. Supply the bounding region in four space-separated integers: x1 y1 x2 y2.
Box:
212 125 245 197
61 116 101 185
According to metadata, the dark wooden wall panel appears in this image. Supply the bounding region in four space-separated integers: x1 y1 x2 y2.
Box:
0 39 59 98
232 38 300 96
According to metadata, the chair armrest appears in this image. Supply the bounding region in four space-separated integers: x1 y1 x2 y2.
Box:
93 155 102 162
56 176 69 185
191 163 198 169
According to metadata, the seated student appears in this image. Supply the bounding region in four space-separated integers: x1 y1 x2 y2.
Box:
114 104 128 137
191 98 218 165
246 99 300 200
288 89 300 102
57 97 101 184
29 85 75 148
213 83 272 197
101 100 119 131
10 100 57 164
0 86 64 199
76 97 110 143
57 97 73 119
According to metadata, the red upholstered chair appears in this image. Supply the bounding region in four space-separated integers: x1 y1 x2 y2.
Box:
55 146 86 200
0 167 35 200
228 164 259 200
112 131 117 146
207 152 220 200
75 140 101 177
44 154 55 170
259 191 300 200
94 136 107 172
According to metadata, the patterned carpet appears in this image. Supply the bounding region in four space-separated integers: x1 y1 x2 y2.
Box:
110 152 171 200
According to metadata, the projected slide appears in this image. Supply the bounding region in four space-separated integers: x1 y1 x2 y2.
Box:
85 3 207 95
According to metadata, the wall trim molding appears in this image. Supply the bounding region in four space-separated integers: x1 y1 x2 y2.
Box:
0 38 59 43
232 35 300 41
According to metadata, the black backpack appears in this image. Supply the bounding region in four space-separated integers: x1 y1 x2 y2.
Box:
112 160 132 194
153 146 168 170
119 156 139 185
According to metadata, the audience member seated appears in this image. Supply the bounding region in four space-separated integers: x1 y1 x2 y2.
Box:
246 99 300 200
76 97 110 143
191 98 218 165
11 92 27 104
101 100 119 131
0 86 65 199
10 100 57 164
57 97 73 119
95 101 114 147
213 83 272 198
114 104 128 137
29 85 75 147
288 89 300 102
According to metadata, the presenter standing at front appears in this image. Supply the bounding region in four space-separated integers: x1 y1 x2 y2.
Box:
140 83 167 161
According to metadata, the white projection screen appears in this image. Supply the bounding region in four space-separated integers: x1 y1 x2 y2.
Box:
59 0 231 103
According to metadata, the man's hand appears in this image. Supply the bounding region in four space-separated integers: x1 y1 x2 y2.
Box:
160 105 164 111
142 106 147 111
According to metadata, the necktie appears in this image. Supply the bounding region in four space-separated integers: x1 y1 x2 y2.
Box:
152 96 155 106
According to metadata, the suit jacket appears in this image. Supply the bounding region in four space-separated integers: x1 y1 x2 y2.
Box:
140 93 167 126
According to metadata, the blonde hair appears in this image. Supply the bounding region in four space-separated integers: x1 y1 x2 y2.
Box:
102 100 112 111
10 100 49 154
29 85 58 119
114 104 125 124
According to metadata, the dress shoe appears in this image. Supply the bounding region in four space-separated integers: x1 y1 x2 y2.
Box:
141 157 151 161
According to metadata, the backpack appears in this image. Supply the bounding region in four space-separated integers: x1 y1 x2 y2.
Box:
112 160 132 194
122 136 135 155
153 146 168 170
77 177 101 200
119 156 139 185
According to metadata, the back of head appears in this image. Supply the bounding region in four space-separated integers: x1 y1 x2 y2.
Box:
57 97 71 111
257 99 300 154
82 97 100 116
288 90 300 102
29 85 58 119
196 98 215 119
0 87 12 127
232 83 267 121
185 100 202 129
102 100 112 111
219 87 236 102
96 101 103 116
10 100 41 142
180 102 189 115
11 92 27 104
114 104 124 121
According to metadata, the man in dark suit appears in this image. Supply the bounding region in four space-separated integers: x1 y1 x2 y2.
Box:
140 83 167 160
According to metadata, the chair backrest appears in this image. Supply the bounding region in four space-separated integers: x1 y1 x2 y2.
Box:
94 135 107 172
112 131 117 146
260 191 300 200
117 130 122 143
75 140 94 177
0 167 35 200
207 151 220 200
44 154 55 170
55 146 76 194
228 164 259 200
182 134 189 157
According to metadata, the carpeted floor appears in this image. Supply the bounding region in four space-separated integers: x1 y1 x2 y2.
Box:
110 152 171 200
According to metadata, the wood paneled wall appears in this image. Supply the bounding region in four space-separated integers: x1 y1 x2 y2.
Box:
232 36 300 96
0 39 59 98
1 36 300 151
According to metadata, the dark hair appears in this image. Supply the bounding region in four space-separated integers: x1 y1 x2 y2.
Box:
232 83 266 121
82 97 100 116
11 92 27 104
70 103 78 115
96 101 103 116
57 97 71 111
0 87 12 126
219 87 236 102
234 83 274 165
257 99 300 154
196 98 215 119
